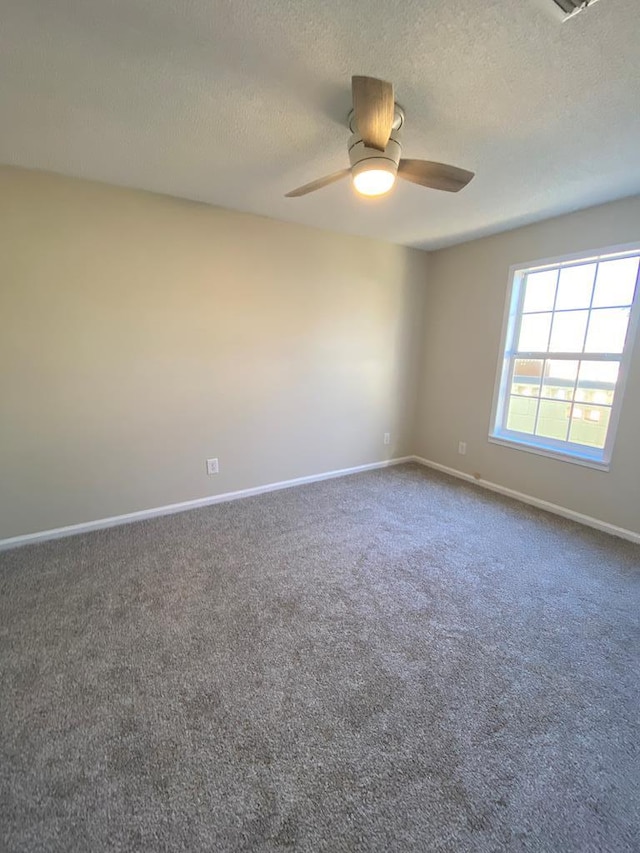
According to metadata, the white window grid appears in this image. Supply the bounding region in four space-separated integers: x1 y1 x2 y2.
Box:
490 243 640 470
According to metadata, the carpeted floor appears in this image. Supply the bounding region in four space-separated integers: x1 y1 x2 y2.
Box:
1 463 639 852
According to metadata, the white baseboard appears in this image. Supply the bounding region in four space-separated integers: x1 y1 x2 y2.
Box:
411 455 640 545
0 457 414 552
4 454 637 551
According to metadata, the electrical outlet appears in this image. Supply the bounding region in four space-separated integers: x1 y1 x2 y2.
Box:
383 433 391 445
206 458 219 475
458 441 467 455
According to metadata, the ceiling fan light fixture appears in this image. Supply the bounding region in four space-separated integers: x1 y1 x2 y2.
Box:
352 166 396 197
351 156 398 197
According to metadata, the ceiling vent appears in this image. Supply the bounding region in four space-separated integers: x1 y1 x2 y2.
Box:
551 0 602 20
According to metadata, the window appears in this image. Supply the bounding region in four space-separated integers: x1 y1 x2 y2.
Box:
490 245 640 469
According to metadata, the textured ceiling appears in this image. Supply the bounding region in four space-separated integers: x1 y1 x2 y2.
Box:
1 0 639 249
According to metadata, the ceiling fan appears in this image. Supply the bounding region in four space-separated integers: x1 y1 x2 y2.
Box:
286 76 474 199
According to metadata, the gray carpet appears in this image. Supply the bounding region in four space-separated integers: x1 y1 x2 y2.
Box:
1 464 639 852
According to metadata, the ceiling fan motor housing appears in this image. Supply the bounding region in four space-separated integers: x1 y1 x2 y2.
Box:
348 106 403 181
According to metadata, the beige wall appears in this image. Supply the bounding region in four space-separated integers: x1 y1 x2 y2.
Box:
415 195 640 535
3 167 638 542
0 168 428 539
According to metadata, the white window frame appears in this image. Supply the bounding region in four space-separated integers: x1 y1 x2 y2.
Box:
489 242 640 471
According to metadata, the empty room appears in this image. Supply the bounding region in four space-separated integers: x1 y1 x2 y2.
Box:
1 0 639 850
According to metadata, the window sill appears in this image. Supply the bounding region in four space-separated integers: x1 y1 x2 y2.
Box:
488 433 611 471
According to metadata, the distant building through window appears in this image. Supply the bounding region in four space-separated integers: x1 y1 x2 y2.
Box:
490 245 640 468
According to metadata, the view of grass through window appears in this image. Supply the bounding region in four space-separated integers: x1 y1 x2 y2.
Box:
494 250 639 461
507 359 616 448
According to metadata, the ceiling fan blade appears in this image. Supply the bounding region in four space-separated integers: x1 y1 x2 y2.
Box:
398 160 474 192
285 169 350 198
352 75 394 152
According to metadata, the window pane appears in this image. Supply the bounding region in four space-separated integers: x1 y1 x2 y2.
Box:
535 400 571 441
541 359 578 400
568 405 611 449
555 263 596 310
511 359 543 397
494 250 639 462
548 310 588 352
592 257 639 308
575 360 619 406
584 307 631 353
506 395 538 434
523 270 557 313
518 313 552 351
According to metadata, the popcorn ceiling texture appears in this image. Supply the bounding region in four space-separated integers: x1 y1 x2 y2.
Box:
1 0 639 249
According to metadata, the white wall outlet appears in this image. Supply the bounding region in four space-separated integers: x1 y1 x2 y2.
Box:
383 432 391 445
458 441 467 455
206 458 219 475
